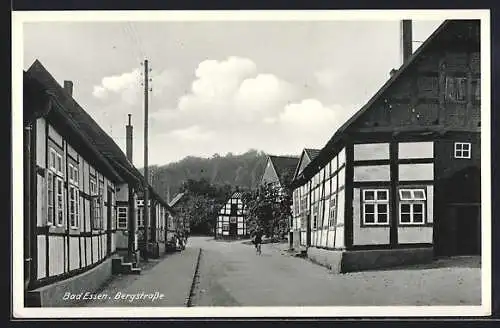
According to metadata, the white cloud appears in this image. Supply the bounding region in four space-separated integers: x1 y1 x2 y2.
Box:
168 125 215 142
92 68 141 104
279 99 338 127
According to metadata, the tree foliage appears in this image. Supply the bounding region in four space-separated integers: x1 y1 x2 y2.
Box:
175 178 238 235
242 183 292 240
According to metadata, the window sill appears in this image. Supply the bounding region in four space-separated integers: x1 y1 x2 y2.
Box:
360 224 390 228
398 223 432 227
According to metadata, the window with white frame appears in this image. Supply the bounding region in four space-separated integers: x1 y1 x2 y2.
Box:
69 185 79 228
399 188 426 225
56 152 63 175
222 223 229 231
328 196 337 227
454 142 471 159
46 170 54 225
117 207 128 229
68 163 79 228
91 195 103 230
362 189 389 225
55 177 64 226
312 214 318 229
46 147 61 226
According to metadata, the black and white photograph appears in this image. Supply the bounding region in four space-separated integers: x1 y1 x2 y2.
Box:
12 9 491 318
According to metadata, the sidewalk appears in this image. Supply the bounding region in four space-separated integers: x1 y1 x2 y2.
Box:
82 246 201 307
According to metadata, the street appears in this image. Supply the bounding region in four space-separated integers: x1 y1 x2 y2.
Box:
82 236 480 307
189 237 481 306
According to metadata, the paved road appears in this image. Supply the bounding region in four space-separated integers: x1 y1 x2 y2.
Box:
189 237 481 306
83 247 201 307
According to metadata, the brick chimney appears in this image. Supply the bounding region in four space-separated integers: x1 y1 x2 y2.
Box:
126 114 133 163
400 20 413 65
63 80 73 97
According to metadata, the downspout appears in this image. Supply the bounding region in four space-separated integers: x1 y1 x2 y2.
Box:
29 119 38 291
23 123 31 293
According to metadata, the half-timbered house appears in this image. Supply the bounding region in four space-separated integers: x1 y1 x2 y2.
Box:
168 192 187 246
290 148 320 250
23 68 127 307
136 188 173 257
216 192 248 240
291 19 481 272
24 60 172 306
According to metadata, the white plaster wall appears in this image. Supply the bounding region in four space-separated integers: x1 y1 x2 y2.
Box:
48 124 63 147
398 227 433 244
399 163 434 181
354 143 390 161
398 142 434 159
427 185 434 223
354 165 390 182
116 183 129 202
338 148 346 166
37 235 46 279
36 118 46 167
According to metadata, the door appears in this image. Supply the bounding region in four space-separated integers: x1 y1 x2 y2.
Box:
436 166 481 257
229 217 237 238
306 214 311 246
107 189 113 255
456 205 481 255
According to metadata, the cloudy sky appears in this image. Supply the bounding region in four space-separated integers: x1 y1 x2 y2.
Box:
23 17 443 167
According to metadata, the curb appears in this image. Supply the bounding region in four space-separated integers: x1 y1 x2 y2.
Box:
185 248 202 307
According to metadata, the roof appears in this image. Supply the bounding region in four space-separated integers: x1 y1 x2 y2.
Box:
27 60 144 187
268 155 300 187
27 60 171 208
168 192 186 207
304 148 320 161
231 192 243 199
23 69 123 182
295 19 470 186
292 148 321 181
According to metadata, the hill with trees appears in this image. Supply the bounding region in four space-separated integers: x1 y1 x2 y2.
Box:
141 149 269 202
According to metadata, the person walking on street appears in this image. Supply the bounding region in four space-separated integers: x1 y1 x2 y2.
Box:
253 228 263 255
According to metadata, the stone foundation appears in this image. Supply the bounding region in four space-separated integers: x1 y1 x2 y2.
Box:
306 246 434 273
26 258 113 307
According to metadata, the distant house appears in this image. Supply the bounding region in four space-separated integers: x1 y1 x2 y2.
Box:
260 155 300 191
259 154 299 244
291 20 481 272
136 187 174 257
168 192 189 232
215 192 247 240
290 148 320 250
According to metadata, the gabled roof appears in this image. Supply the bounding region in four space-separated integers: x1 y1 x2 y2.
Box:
295 20 472 186
27 59 145 188
231 192 243 199
168 192 186 207
24 69 123 182
304 148 321 161
268 155 300 187
292 148 321 181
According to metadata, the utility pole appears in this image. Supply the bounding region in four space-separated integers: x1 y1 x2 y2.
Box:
143 59 150 261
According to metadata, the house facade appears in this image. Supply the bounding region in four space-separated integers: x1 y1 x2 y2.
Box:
290 148 320 250
136 188 173 257
24 60 172 306
291 20 481 272
216 192 248 239
23 70 125 307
